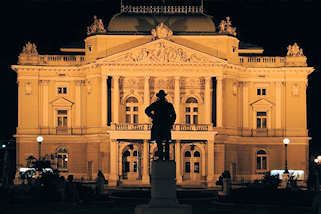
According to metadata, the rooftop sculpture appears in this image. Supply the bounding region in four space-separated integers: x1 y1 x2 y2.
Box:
218 17 237 36
87 16 106 35
20 42 38 56
151 23 173 40
287 43 304 57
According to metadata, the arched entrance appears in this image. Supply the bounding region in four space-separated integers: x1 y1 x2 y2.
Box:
122 144 140 180
183 145 202 182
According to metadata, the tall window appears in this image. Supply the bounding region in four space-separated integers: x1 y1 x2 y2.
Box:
257 88 267 96
57 87 68 94
185 97 198 125
57 110 68 128
125 97 139 124
57 148 68 171
256 112 267 129
256 150 268 172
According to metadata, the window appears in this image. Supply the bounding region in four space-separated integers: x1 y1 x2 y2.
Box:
256 112 267 129
185 151 191 157
57 148 68 171
256 150 268 172
185 97 199 125
185 162 191 173
257 88 267 96
194 162 200 173
125 97 139 124
57 110 68 128
57 87 68 94
194 151 201 157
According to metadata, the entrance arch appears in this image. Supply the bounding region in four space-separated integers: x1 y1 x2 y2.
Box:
121 144 140 180
183 145 202 182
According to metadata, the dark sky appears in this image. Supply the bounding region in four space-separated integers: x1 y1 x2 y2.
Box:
0 0 321 152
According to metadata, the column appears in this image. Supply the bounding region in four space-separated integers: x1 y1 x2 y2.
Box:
41 80 49 128
276 82 282 129
175 140 182 184
113 76 120 124
75 80 82 128
205 77 212 125
207 140 215 187
144 76 150 123
242 82 249 128
142 140 150 184
174 76 180 123
109 140 119 187
216 77 223 127
101 76 107 126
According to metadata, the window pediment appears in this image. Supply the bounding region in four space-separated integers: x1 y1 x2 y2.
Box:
50 97 74 108
250 98 274 110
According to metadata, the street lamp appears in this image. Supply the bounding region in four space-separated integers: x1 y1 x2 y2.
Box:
36 136 44 160
283 138 290 174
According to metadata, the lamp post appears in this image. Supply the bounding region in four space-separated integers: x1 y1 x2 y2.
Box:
36 136 44 160
314 155 321 192
283 138 290 174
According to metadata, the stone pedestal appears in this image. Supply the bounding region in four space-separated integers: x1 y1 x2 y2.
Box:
135 160 192 214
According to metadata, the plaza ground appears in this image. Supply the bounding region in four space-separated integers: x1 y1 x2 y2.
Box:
1 188 315 214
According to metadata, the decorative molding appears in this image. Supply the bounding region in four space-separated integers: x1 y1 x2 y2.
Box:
103 40 219 65
24 82 32 95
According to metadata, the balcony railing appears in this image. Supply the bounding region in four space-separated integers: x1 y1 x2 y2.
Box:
112 123 211 132
18 55 85 66
240 56 286 68
39 127 86 135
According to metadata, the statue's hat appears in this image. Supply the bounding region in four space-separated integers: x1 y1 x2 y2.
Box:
156 90 167 98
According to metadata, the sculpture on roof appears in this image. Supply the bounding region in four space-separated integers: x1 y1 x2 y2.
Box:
20 41 38 56
218 17 237 36
287 43 304 57
87 16 106 35
151 23 173 40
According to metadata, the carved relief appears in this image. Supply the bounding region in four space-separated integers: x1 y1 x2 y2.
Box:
232 82 238 96
154 78 174 90
24 82 32 95
218 17 237 36
122 77 144 89
20 42 38 56
151 22 173 40
108 41 213 64
292 84 299 96
87 16 106 35
287 43 304 57
86 81 92 94
182 78 202 89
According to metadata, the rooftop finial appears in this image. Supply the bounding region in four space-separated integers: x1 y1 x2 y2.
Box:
287 43 304 57
20 41 38 56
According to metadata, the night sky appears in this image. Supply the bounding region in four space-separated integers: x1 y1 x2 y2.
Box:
1 0 320 153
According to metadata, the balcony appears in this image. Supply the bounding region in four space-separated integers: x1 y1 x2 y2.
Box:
112 123 211 132
18 55 85 66
240 56 286 68
39 127 86 135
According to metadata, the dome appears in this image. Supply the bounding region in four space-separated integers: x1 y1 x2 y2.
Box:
107 13 216 33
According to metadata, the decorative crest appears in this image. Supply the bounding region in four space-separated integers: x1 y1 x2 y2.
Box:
87 16 106 35
151 23 173 40
218 17 237 36
20 41 38 56
287 43 304 57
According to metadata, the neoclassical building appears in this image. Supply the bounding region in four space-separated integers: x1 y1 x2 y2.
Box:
12 0 313 187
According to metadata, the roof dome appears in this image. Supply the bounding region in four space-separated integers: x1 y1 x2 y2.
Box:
107 13 216 33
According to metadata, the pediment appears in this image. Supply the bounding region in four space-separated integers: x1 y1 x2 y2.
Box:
50 97 74 107
98 39 227 65
250 98 274 107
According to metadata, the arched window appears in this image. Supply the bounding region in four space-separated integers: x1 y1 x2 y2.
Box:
185 97 198 124
185 151 192 157
133 150 138 157
57 148 68 171
256 150 268 172
125 97 139 124
194 151 201 157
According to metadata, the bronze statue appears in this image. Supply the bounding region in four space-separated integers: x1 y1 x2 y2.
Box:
145 90 176 160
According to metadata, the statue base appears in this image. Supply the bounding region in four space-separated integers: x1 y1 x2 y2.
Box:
135 160 192 214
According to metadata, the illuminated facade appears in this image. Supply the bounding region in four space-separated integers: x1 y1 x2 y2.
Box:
12 0 313 187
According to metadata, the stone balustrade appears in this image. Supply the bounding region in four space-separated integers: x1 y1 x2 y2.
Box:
113 123 211 132
240 56 286 67
18 54 85 66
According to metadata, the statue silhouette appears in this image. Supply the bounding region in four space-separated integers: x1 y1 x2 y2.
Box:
145 90 176 160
